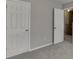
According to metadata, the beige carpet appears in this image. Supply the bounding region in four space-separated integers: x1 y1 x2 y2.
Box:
8 37 73 59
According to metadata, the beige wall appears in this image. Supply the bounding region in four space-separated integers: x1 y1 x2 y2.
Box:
29 0 63 49
63 2 73 9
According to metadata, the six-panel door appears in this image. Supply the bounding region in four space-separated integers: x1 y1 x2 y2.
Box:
54 8 64 44
6 1 31 58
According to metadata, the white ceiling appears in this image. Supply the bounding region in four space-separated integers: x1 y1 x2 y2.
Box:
55 0 73 4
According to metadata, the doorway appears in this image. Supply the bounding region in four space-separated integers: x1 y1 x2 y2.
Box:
64 8 73 42
6 1 31 58
53 8 73 44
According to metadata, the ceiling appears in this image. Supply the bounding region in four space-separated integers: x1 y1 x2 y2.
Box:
55 0 73 4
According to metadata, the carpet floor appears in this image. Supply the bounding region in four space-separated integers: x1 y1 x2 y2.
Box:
8 36 73 59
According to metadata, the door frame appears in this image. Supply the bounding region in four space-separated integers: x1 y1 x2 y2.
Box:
28 2 31 51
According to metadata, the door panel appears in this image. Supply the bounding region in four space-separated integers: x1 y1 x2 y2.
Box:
6 1 31 58
6 1 30 29
54 8 64 44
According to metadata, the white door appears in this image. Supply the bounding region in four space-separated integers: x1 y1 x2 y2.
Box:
54 8 64 44
6 1 31 58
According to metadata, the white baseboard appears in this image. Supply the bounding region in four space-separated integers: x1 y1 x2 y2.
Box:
7 42 52 58
29 42 52 52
